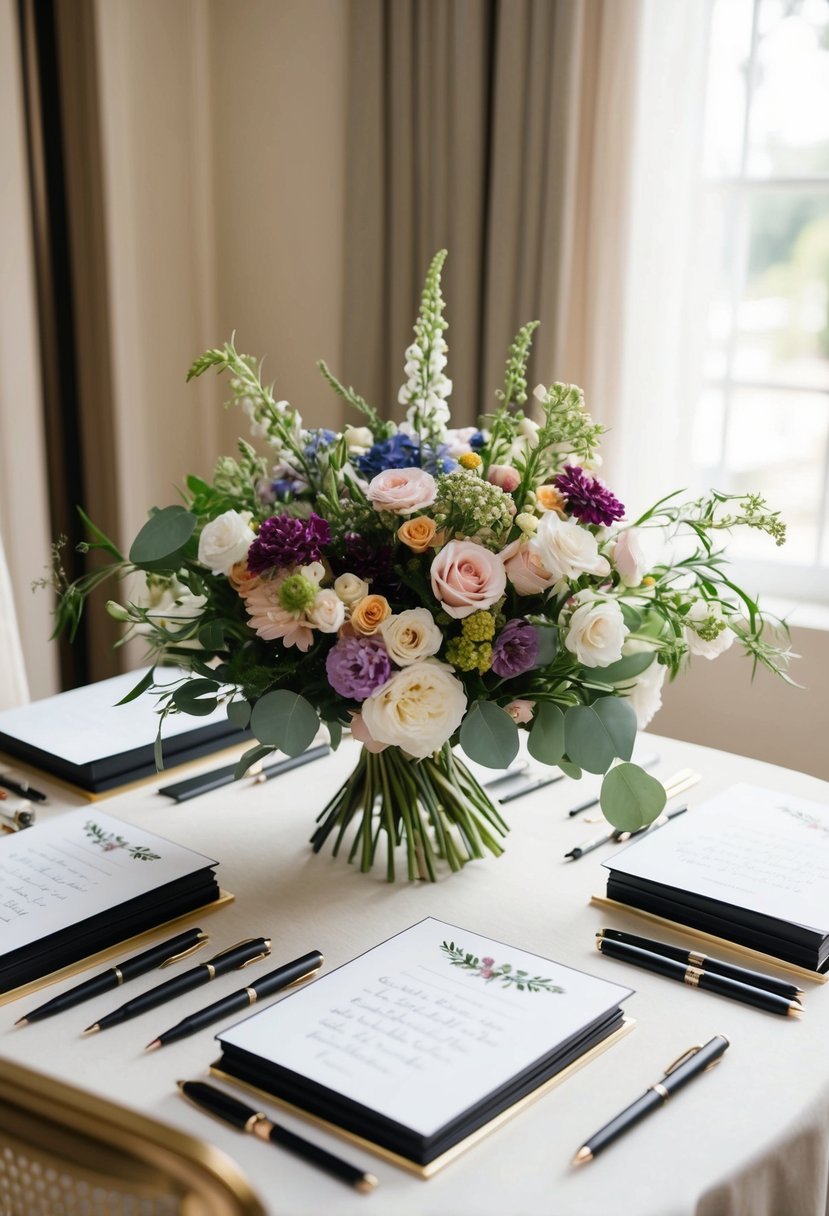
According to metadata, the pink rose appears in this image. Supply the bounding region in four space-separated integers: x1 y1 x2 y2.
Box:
505 699 535 724
612 528 648 587
501 538 556 596
430 540 507 619
367 467 437 515
486 464 521 494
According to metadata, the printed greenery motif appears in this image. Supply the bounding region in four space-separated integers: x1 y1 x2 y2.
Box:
440 940 564 994
83 821 160 861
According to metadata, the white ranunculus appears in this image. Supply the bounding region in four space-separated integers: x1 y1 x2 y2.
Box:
530 511 610 583
380 608 443 666
685 599 736 660
361 661 467 759
300 561 326 586
611 527 648 587
334 572 370 607
308 589 345 634
197 510 253 576
564 590 628 668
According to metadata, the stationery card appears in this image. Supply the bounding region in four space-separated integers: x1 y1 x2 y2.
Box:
606 784 829 931
218 917 632 1138
0 808 216 951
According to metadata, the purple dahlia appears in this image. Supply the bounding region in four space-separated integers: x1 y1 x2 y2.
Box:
553 466 624 528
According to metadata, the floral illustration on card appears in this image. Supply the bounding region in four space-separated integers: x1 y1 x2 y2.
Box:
83 821 161 861
440 940 564 993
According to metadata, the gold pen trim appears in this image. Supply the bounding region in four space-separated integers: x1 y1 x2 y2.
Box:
113 966 124 986
650 1082 669 1101
684 965 702 988
160 933 210 968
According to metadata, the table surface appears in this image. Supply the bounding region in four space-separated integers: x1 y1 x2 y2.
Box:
2 733 828 1216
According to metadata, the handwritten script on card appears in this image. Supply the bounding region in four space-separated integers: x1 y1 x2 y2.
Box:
607 784 829 929
219 918 631 1136
0 808 215 952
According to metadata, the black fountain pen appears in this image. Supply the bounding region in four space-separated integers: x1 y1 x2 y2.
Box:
572 1035 730 1165
565 805 688 860
16 929 209 1025
146 950 323 1049
596 937 803 1017
178 1081 378 1193
84 938 271 1034
598 929 804 1001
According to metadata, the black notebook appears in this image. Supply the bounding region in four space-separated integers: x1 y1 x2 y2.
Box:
0 669 250 794
0 808 221 995
214 918 632 1175
602 784 829 973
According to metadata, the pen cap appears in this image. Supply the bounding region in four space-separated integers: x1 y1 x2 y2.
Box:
662 1035 729 1095
179 1081 263 1132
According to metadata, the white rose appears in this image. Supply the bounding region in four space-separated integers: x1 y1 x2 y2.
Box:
530 511 611 582
343 425 374 455
361 661 467 759
334 572 370 607
564 590 628 668
308 588 345 634
380 609 443 666
300 561 326 586
685 599 735 660
197 510 253 576
611 528 648 587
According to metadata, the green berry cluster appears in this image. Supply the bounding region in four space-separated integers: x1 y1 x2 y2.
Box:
433 471 513 548
445 636 493 673
462 610 496 642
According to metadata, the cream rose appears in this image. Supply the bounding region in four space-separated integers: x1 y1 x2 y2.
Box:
343 425 374 455
380 609 442 666
564 590 628 668
501 538 555 596
367 467 437 515
530 511 610 582
361 661 467 759
430 539 506 619
685 599 735 660
334 572 370 607
308 588 345 634
197 509 253 576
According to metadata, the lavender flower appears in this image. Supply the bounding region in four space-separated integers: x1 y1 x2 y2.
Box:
491 619 540 678
553 466 624 528
247 512 330 574
326 636 392 701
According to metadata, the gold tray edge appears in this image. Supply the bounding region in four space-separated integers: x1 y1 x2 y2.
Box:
209 1016 636 1179
590 894 828 984
0 889 235 1007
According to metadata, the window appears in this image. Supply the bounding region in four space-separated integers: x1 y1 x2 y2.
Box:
692 0 829 602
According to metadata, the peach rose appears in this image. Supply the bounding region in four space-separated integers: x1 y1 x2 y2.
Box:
229 561 261 595
536 484 566 514
350 594 392 635
367 467 437 515
430 540 506 619
501 538 556 596
398 516 437 553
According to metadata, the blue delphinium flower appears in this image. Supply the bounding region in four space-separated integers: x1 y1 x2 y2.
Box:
303 428 338 461
355 433 421 478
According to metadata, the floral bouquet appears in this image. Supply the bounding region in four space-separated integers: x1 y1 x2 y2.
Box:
50 251 792 882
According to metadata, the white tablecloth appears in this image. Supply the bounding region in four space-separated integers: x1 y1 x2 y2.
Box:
2 734 828 1216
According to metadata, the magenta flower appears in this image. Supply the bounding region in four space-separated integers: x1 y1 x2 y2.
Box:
553 466 624 527
481 956 495 967
246 512 330 574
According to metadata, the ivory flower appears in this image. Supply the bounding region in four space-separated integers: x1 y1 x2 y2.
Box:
380 609 443 666
530 511 610 582
685 599 736 660
361 661 467 759
308 589 345 634
334 573 370 607
611 528 648 587
197 510 253 576
564 590 628 668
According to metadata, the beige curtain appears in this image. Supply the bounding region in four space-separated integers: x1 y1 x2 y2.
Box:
342 0 645 428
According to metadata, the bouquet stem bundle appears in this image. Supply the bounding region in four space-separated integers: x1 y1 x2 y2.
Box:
311 744 508 882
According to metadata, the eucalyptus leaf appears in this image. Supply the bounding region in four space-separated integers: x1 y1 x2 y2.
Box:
620 602 642 632
227 698 251 729
172 679 220 716
198 620 225 651
459 701 519 769
531 624 558 668
129 506 197 568
591 650 655 685
564 698 637 774
527 703 565 766
558 758 582 780
251 690 319 756
327 720 343 751
234 743 274 780
600 762 667 831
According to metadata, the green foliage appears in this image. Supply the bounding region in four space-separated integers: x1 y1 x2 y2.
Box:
460 700 520 769
250 690 320 756
600 762 667 831
129 506 197 571
316 360 393 439
564 699 636 774
527 703 565 766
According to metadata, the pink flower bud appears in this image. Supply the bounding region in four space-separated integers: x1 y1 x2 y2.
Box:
486 464 521 494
